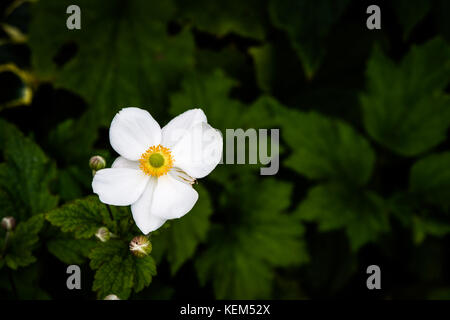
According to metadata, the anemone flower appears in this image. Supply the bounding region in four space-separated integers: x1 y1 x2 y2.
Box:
92 107 222 234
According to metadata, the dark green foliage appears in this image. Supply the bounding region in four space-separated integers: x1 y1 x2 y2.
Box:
175 0 266 40
410 152 450 209
89 240 157 299
196 177 309 299
29 0 194 154
280 110 375 186
0 0 449 300
0 119 58 220
47 236 97 265
297 183 389 251
268 0 350 78
361 39 450 156
1 215 45 270
46 196 111 239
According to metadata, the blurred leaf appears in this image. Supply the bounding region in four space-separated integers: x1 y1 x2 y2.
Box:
29 0 195 149
390 192 450 245
429 288 450 300
46 195 110 239
47 235 96 265
170 69 244 131
411 216 450 244
89 240 156 299
249 44 277 93
152 184 212 275
268 0 349 78
176 0 266 39
361 38 450 156
0 64 33 110
281 110 375 186
171 70 287 131
196 178 309 299
0 119 58 220
249 42 306 98
1 214 44 270
0 264 51 300
296 183 389 251
410 152 450 209
303 232 357 296
57 166 90 202
433 0 450 41
392 0 431 39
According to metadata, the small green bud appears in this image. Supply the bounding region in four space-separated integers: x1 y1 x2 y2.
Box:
129 235 152 258
89 155 106 171
103 294 120 300
95 227 111 242
1 216 16 231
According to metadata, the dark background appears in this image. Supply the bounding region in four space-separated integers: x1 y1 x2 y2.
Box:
0 0 449 300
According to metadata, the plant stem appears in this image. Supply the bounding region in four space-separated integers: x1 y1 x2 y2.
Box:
0 230 10 260
106 204 114 222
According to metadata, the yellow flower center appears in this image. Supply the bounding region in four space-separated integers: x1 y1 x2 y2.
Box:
139 145 173 177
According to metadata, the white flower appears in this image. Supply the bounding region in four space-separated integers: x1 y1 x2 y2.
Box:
92 107 222 234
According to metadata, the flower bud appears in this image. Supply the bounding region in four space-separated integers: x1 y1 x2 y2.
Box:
129 235 152 258
1 216 16 231
89 155 106 171
95 227 111 242
104 294 120 300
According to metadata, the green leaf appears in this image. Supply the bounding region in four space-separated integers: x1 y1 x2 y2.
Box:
390 193 450 245
281 110 375 186
89 239 125 270
89 240 156 299
171 70 289 130
249 44 281 93
0 119 58 220
196 178 309 299
176 0 266 39
296 183 389 251
411 216 450 245
93 254 134 300
29 0 195 149
170 70 244 131
392 0 431 39
361 38 450 156
46 196 110 239
410 152 450 209
2 215 45 269
133 255 157 293
268 0 350 78
47 235 97 265
152 184 212 275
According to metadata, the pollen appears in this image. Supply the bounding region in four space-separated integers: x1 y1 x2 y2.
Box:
139 145 173 177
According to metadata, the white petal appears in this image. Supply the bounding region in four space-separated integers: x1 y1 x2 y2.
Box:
171 122 223 178
92 168 149 206
111 156 140 170
151 174 199 219
131 178 166 234
109 107 162 161
161 109 207 148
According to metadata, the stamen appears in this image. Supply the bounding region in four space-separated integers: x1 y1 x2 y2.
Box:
139 145 173 177
173 168 196 185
